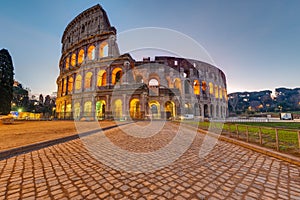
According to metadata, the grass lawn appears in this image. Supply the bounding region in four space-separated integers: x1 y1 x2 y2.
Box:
181 120 300 156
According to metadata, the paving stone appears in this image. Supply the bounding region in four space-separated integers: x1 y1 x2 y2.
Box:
0 122 299 199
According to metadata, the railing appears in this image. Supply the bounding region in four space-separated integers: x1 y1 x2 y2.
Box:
221 123 300 156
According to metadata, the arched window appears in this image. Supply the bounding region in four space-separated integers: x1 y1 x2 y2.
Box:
87 45 95 60
84 101 92 117
215 85 219 98
112 68 122 85
113 99 122 118
96 100 106 119
63 79 67 95
97 70 107 86
74 102 81 119
78 49 84 64
68 77 73 94
130 99 140 119
193 80 200 95
184 80 190 94
99 42 108 58
202 81 207 94
65 57 70 69
135 75 143 83
149 79 159 86
209 82 214 94
219 86 223 99
71 53 76 66
75 75 82 90
85 72 93 89
174 78 181 92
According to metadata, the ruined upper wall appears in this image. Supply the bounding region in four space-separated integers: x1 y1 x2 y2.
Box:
61 4 116 53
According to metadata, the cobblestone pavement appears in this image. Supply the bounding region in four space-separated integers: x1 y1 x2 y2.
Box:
0 121 300 199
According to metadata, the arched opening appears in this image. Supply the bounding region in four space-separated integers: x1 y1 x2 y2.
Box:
209 82 214 94
113 99 122 119
149 78 159 86
85 72 93 89
130 99 140 119
75 75 82 90
210 104 214 118
216 105 219 118
84 101 92 117
71 53 76 66
184 80 190 94
149 100 160 119
96 100 106 119
202 81 207 95
219 86 223 99
204 104 209 118
112 67 122 85
63 79 67 95
193 80 200 95
97 70 107 86
74 102 81 120
215 85 219 98
87 45 96 60
78 49 84 64
68 77 73 94
174 78 181 93
194 103 201 116
66 104 72 118
165 101 175 119
135 75 143 83
65 57 70 69
99 42 108 58
184 103 192 114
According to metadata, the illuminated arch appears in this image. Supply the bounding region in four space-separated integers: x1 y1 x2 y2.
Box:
99 42 108 58
112 67 122 85
202 81 207 94
85 72 93 89
209 82 214 94
97 70 107 86
66 104 72 118
84 101 92 117
63 79 67 95
78 49 84 64
75 75 82 90
130 99 140 119
149 79 159 86
193 80 200 95
174 78 181 93
71 53 76 66
68 77 73 94
149 100 160 119
219 86 223 99
215 85 219 98
74 102 81 119
96 100 106 119
165 101 175 119
113 99 122 118
65 57 70 69
87 45 96 60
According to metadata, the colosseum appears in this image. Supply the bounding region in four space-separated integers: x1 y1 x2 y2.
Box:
56 4 228 120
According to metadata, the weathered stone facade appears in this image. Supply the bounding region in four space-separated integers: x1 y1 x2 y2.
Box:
56 4 228 120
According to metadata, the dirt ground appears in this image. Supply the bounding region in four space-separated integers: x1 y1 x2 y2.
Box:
0 120 120 151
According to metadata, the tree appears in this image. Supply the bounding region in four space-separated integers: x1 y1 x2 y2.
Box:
0 49 14 115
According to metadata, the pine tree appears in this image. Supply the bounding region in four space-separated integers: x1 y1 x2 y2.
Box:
0 49 14 115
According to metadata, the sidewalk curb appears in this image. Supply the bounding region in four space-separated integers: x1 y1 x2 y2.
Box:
0 122 132 160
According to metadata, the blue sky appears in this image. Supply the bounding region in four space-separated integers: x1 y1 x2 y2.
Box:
0 0 299 95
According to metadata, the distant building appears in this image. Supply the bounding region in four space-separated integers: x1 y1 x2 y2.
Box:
56 5 228 120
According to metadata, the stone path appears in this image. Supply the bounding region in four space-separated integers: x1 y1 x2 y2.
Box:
0 121 300 199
